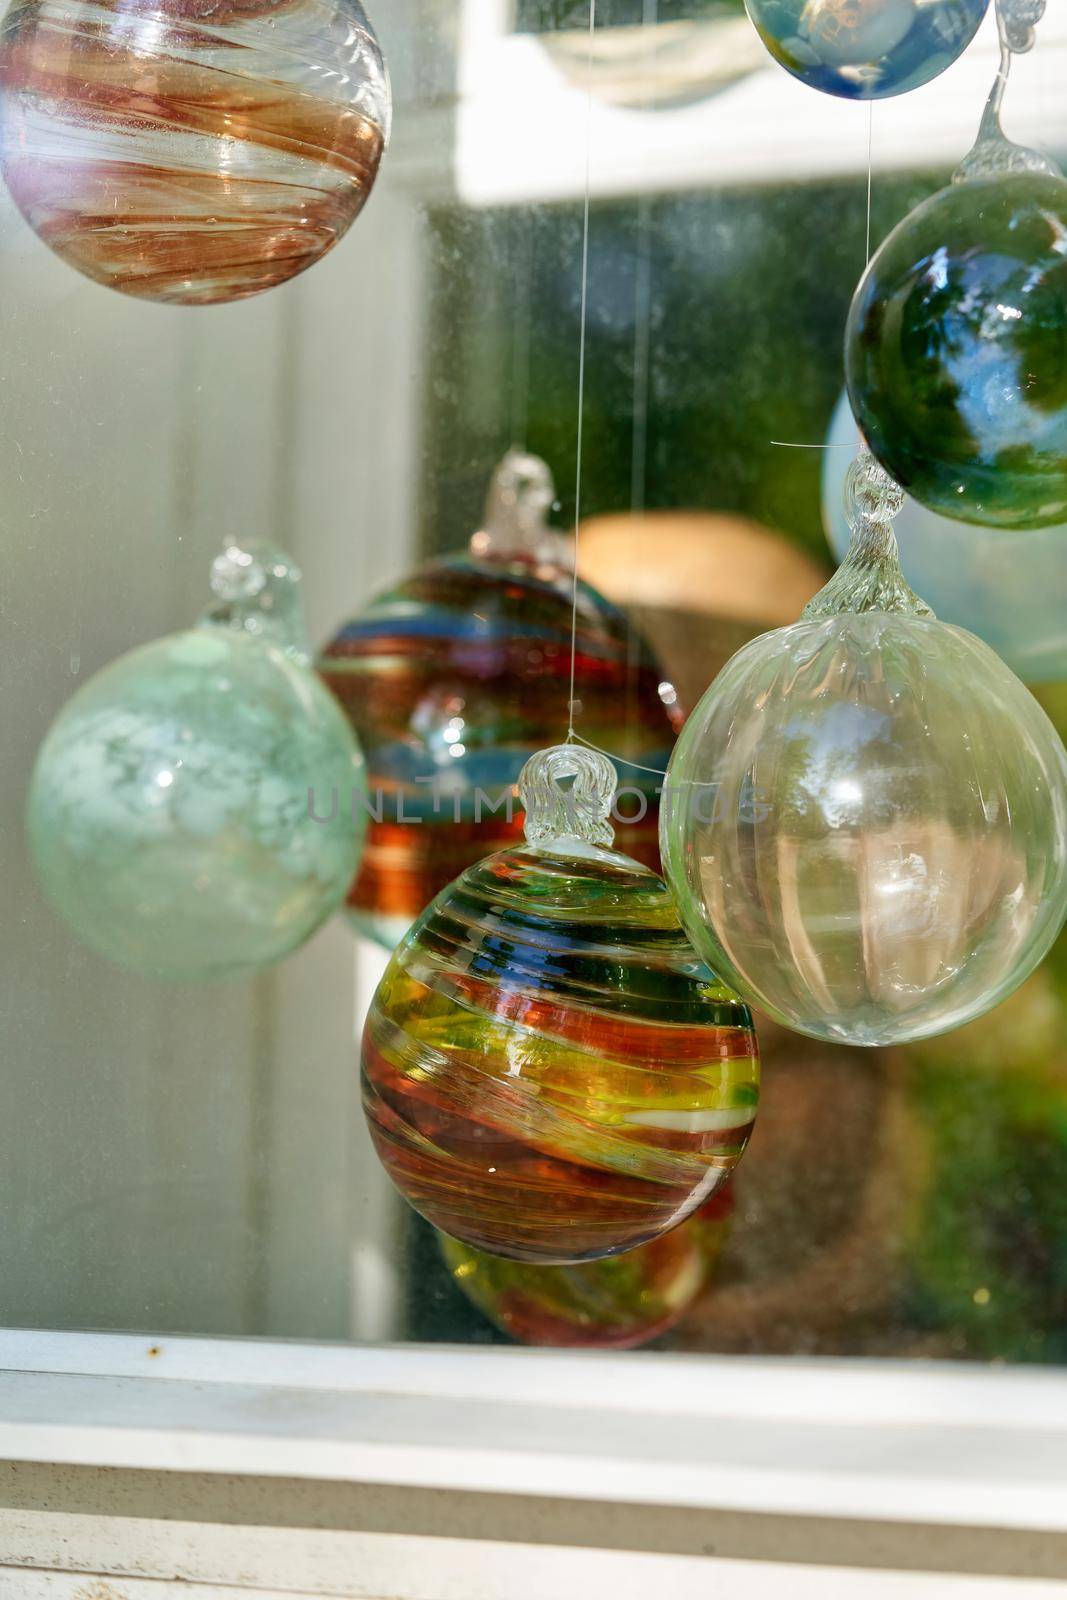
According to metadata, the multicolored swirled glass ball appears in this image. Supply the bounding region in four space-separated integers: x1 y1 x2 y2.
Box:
847 172 1067 530
437 1187 734 1349
28 628 364 980
744 0 988 100
361 846 759 1263
0 0 390 304
319 555 680 948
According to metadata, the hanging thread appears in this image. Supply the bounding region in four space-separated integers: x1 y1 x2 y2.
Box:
509 206 534 452
566 0 597 743
770 100 877 453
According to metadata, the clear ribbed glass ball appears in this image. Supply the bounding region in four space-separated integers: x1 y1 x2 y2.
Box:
661 475 1067 1046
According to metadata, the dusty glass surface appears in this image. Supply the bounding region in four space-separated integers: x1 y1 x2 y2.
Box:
5 0 1067 1364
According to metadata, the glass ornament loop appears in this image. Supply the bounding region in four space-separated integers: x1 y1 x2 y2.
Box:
202 542 311 664
472 448 570 568
822 389 1067 683
803 452 934 621
954 0 1059 183
1000 0 1045 54
519 743 617 850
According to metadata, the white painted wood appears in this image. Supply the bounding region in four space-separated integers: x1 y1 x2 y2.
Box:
4 1542 1067 1600
0 192 280 1339
0 1337 1065 1535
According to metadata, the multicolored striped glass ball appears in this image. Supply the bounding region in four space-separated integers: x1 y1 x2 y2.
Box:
319 552 681 949
437 1186 734 1348
0 0 390 304
361 838 759 1264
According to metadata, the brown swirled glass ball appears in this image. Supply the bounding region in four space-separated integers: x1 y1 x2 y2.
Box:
0 0 391 303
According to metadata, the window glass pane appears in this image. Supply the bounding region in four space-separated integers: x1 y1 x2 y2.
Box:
5 0 1067 1366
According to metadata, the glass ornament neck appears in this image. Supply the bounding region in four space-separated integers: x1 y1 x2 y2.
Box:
954 0 1060 184
470 449 571 568
803 451 934 621
199 541 312 664
519 743 616 852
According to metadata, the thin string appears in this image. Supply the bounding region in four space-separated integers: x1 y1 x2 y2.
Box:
630 194 653 516
572 730 722 788
865 101 874 268
770 100 876 455
566 0 596 743
509 207 534 450
573 732 668 777
629 0 657 518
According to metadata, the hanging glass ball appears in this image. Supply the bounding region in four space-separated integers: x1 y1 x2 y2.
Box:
661 454 1067 1048
361 745 759 1264
319 452 681 949
436 1187 734 1349
847 171 1067 530
743 0 988 100
0 0 390 304
28 544 366 981
823 390 1067 683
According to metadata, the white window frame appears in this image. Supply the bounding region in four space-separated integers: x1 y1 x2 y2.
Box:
1 1331 1067 1596
390 1 1067 207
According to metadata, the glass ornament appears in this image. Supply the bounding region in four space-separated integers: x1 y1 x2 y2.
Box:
361 743 759 1265
661 451 1067 1047
823 390 1067 683
28 542 366 981
0 0 390 305
846 0 1067 530
743 0 988 100
319 450 682 949
436 1186 734 1350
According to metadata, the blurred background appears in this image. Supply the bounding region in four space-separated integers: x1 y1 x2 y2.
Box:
4 0 1067 1361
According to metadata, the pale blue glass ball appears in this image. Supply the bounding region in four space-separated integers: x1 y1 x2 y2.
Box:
29 628 366 981
823 391 1067 683
745 0 989 99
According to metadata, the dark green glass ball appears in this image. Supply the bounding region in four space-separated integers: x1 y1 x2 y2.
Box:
846 172 1067 531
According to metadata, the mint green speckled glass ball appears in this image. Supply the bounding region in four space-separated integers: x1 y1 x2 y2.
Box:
28 628 365 981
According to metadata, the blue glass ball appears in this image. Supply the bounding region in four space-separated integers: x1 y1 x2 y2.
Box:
744 0 989 99
847 171 1067 530
29 628 365 981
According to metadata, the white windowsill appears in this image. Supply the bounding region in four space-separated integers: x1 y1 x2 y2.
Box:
0 1331 1066 1530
